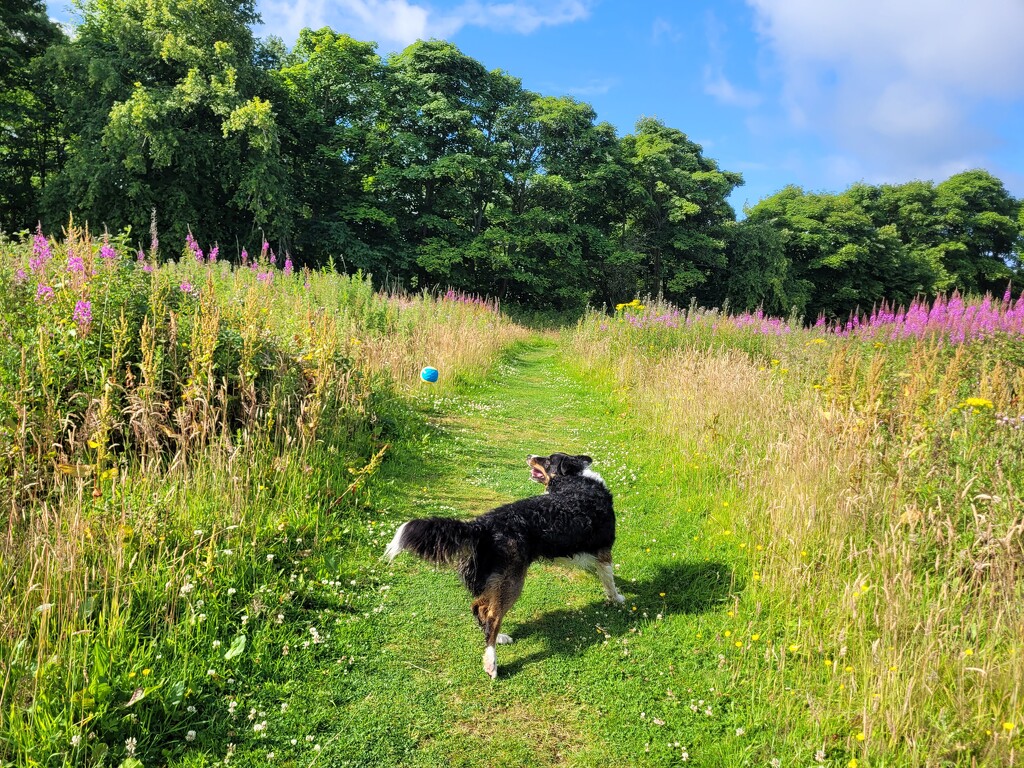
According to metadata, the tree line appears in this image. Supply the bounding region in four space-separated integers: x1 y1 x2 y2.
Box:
2 0 1022 317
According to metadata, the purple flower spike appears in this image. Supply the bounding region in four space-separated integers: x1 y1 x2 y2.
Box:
31 225 52 273
284 255 293 276
73 299 92 330
180 281 194 294
36 284 55 302
66 249 85 274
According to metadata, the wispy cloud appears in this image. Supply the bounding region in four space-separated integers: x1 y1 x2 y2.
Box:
563 77 618 97
703 68 761 108
651 17 683 44
747 0 1024 182
449 0 591 35
259 0 592 48
702 10 761 109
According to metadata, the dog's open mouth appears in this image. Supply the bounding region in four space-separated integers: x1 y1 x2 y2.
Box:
527 456 549 483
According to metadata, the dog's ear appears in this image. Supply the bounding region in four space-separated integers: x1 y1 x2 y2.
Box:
576 455 593 468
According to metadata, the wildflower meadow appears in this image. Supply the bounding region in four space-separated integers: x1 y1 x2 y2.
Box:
1 225 1022 767
567 296 1024 765
0 225 526 766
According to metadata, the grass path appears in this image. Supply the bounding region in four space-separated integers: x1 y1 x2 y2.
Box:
235 339 756 767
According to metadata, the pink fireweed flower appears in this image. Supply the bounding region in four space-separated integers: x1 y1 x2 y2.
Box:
260 240 269 261
66 248 85 274
14 268 27 284
283 255 293 276
31 225 52 273
100 237 117 260
240 248 249 267
209 245 218 264
269 249 276 267
73 299 92 331
36 284 55 302
136 249 155 273
257 271 272 284
180 281 194 294
186 232 204 263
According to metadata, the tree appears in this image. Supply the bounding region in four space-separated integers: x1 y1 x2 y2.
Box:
933 170 1021 294
746 186 926 319
0 0 65 233
274 28 395 271
42 0 291 250
618 117 742 304
723 220 806 316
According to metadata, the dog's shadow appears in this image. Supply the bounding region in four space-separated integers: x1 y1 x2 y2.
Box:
501 560 733 676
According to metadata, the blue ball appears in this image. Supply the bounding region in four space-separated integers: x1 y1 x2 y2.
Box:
420 366 439 383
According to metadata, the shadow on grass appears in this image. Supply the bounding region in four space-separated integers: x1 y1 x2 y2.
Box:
501 560 733 676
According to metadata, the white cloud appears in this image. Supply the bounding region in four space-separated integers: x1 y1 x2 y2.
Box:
702 11 761 110
747 0 1024 181
704 68 761 108
258 0 591 49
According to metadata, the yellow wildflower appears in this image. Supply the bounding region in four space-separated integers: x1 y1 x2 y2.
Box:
960 397 994 409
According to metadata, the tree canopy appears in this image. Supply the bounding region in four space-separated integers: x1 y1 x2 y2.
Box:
2 0 1021 315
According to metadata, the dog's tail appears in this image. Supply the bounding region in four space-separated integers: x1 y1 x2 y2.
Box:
384 517 479 565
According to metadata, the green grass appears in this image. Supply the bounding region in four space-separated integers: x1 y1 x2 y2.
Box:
211 339 762 767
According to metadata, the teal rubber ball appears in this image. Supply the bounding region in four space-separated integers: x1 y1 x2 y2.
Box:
420 366 439 383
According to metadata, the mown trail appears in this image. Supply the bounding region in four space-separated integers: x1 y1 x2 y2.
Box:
248 339 753 767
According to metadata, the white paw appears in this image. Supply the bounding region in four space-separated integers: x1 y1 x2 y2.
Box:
496 634 513 645
483 647 498 679
610 591 626 604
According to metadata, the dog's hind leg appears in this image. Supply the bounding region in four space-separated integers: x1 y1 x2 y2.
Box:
596 548 626 604
472 569 525 679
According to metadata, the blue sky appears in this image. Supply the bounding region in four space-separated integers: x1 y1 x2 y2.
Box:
46 0 1024 215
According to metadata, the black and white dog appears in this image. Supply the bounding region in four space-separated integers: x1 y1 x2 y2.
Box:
384 452 625 679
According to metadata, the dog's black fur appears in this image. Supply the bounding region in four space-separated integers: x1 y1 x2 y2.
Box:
384 452 624 678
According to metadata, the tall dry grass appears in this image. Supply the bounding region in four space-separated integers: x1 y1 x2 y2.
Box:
569 303 1024 765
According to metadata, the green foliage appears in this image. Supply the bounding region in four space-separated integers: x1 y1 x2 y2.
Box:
0 0 66 233
40 0 291 248
747 174 1023 320
3 0 1023 315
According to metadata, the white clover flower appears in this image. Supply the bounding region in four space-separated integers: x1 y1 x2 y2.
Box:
186 730 196 742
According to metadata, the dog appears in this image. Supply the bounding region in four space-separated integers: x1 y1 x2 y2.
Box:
384 452 625 679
